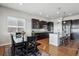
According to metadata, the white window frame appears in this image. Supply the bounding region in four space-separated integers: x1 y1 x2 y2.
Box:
7 16 26 34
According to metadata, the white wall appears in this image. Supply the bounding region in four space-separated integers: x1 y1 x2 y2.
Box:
0 6 48 46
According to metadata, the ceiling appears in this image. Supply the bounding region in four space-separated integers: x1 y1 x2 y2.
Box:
0 3 79 19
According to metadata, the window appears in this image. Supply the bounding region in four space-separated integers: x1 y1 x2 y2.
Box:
8 16 26 34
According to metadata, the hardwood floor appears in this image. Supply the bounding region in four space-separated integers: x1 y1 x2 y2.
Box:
37 38 79 56
37 38 49 54
0 46 5 56
0 38 79 56
0 45 11 56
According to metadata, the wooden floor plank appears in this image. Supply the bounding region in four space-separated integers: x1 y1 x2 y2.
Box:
0 46 5 56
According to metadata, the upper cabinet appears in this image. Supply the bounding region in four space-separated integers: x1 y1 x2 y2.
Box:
32 19 40 29
32 19 53 32
32 19 48 29
39 21 47 29
47 22 53 32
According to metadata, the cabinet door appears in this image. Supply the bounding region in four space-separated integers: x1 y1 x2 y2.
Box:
40 21 47 28
32 19 39 29
47 22 53 31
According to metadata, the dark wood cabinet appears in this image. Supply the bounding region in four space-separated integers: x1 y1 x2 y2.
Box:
39 21 47 28
32 19 48 29
35 32 49 40
32 19 40 29
47 22 53 31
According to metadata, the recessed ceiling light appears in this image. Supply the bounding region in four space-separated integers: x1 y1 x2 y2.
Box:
40 12 42 15
56 7 61 15
58 19 62 22
19 3 23 5
57 11 60 15
58 20 61 22
46 15 49 17
68 13 72 15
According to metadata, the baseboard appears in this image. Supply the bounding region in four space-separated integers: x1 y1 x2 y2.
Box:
0 43 11 47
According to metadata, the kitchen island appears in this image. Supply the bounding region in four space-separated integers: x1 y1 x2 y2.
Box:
33 32 53 40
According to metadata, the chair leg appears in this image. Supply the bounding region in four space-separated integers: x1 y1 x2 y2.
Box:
11 47 15 56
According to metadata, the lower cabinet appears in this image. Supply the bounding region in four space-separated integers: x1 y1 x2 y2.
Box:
35 33 49 40
49 33 60 46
